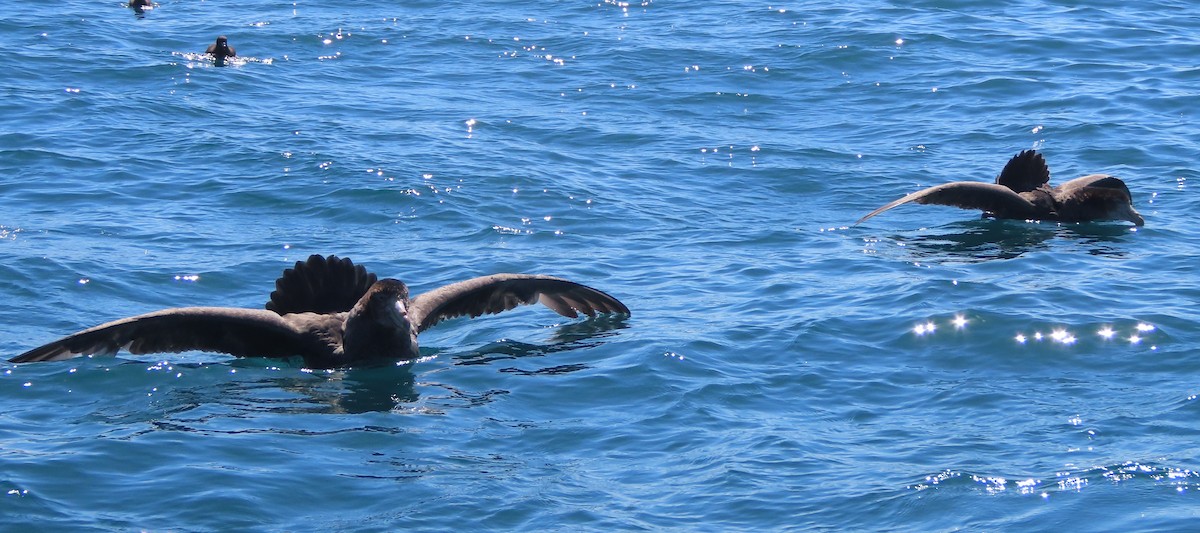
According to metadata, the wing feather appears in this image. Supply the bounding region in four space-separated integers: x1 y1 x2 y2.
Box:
539 293 580 318
265 255 377 315
409 275 630 333
995 149 1051 193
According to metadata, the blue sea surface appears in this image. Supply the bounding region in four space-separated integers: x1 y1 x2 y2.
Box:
2 0 1199 530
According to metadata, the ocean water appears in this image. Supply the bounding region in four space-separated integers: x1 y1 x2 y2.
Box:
2 0 1199 530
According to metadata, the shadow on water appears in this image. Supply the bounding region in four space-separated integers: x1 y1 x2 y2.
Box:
1056 224 1141 257
887 220 1138 263
328 316 627 413
451 315 629 367
302 363 421 415
130 316 632 419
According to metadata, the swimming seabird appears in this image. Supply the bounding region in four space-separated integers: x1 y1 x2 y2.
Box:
206 36 236 60
9 255 630 368
856 150 1144 226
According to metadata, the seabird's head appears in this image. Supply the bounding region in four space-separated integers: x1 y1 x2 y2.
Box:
361 279 411 328
1056 179 1145 227
1088 186 1145 227
341 278 417 361
1112 202 1145 227
209 36 235 59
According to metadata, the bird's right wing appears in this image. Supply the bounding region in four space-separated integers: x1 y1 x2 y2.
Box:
11 307 309 363
856 182 1038 224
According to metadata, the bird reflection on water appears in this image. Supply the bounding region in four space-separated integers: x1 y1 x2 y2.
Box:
872 219 1138 263
452 314 629 367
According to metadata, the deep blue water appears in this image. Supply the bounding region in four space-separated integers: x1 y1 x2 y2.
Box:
3 0 1200 530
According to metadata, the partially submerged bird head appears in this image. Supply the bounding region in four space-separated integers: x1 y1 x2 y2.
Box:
1116 203 1145 227
1055 181 1145 226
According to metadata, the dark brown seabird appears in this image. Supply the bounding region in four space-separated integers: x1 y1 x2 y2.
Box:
205 36 237 60
9 255 630 369
856 150 1144 226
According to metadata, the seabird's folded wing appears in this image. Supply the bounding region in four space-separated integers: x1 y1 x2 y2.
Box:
409 275 630 333
1054 174 1131 195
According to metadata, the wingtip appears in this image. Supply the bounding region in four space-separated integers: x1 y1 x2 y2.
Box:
10 344 94 363
601 293 631 316
9 347 45 363
608 300 632 317
855 200 903 226
9 349 58 364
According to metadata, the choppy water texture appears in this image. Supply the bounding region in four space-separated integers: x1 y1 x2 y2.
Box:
2 1 1199 530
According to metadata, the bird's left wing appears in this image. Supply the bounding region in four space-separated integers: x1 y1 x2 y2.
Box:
856 182 1038 224
1055 174 1131 195
408 275 630 333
